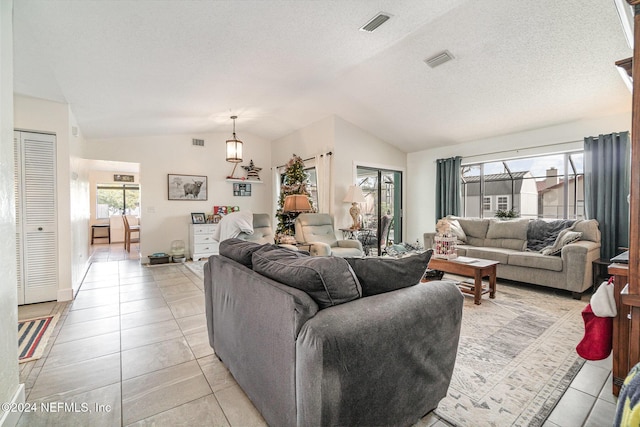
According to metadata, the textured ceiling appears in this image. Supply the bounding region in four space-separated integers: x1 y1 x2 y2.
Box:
13 0 632 152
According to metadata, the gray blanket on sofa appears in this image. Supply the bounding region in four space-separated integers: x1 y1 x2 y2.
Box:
526 219 576 252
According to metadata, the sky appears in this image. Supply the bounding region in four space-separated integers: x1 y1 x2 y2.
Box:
466 152 584 179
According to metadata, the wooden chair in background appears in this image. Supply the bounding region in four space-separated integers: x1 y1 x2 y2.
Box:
123 215 140 252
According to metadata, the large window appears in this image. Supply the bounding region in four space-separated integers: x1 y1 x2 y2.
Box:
461 152 584 219
305 167 319 210
96 184 140 219
277 166 318 210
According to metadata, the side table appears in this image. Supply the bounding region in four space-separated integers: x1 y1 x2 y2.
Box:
339 228 374 255
91 224 111 244
294 242 313 252
592 258 611 289
339 228 359 240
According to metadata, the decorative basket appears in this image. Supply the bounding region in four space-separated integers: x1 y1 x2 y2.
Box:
278 235 297 245
433 234 457 259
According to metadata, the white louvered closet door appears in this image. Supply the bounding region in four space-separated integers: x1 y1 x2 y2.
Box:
15 131 58 304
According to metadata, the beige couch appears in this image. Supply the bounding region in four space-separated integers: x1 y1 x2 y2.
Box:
424 218 601 298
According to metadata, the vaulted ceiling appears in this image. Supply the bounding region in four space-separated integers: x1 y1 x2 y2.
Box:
13 0 632 153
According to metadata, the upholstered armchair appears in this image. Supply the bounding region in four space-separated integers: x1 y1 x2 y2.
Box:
294 213 364 257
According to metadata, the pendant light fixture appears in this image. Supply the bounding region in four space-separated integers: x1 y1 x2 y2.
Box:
226 115 243 163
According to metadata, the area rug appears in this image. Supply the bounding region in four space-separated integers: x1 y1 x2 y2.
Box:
18 313 59 363
184 260 206 279
434 280 587 427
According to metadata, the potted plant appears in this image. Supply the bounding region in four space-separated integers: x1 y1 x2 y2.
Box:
494 209 519 219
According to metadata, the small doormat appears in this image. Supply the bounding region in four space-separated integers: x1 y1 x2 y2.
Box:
18 314 59 363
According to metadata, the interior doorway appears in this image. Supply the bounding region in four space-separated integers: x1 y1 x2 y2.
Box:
88 160 141 255
356 166 402 255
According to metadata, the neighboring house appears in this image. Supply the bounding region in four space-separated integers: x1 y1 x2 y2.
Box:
462 172 538 218
539 175 585 220
461 166 585 220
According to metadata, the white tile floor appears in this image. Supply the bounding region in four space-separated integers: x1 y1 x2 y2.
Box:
18 243 265 427
15 242 619 426
543 355 617 427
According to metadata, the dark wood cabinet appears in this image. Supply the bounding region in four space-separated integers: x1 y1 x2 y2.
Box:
611 0 640 396
610 263 630 395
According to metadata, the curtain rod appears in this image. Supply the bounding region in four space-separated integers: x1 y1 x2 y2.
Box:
274 151 332 169
460 140 583 162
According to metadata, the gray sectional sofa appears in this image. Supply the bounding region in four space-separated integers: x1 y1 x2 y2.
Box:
204 239 463 427
424 218 601 297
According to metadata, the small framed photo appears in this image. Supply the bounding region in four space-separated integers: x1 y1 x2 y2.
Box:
191 212 206 224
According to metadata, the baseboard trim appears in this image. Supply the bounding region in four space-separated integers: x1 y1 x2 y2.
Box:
0 384 25 427
57 287 73 301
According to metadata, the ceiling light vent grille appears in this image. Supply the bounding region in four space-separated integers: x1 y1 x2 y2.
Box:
360 13 391 32
425 50 455 68
192 138 204 147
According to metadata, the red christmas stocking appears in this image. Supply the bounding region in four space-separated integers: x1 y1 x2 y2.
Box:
576 303 613 361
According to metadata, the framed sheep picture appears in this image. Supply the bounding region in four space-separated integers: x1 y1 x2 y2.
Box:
168 174 208 201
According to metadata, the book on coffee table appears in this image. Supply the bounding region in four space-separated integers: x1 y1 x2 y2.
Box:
452 257 479 264
458 278 487 291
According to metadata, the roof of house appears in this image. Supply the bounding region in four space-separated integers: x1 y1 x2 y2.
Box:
539 175 583 194
462 172 529 196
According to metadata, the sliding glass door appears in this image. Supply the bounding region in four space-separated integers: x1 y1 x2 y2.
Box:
356 166 402 255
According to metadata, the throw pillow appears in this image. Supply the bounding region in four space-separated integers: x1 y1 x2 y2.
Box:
540 230 582 256
252 247 361 309
449 219 467 243
219 238 268 268
486 218 529 240
345 250 433 297
453 217 490 239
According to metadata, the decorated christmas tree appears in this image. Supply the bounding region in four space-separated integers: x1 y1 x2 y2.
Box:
275 154 314 241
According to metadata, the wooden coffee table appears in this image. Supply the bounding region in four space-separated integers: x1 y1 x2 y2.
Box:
428 256 499 305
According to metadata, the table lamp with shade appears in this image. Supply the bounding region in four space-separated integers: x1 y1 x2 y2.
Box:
279 194 312 244
283 194 312 213
343 185 366 229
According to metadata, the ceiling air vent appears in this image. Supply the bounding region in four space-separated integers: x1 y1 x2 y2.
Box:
425 50 455 68
192 138 204 147
360 13 391 32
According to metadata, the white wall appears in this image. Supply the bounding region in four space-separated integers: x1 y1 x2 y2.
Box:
406 112 632 241
270 116 335 220
270 116 334 168
70 154 90 295
68 108 90 296
85 132 272 260
0 1 23 424
334 116 406 235
271 115 406 241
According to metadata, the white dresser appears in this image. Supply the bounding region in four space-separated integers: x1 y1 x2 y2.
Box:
189 224 219 260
